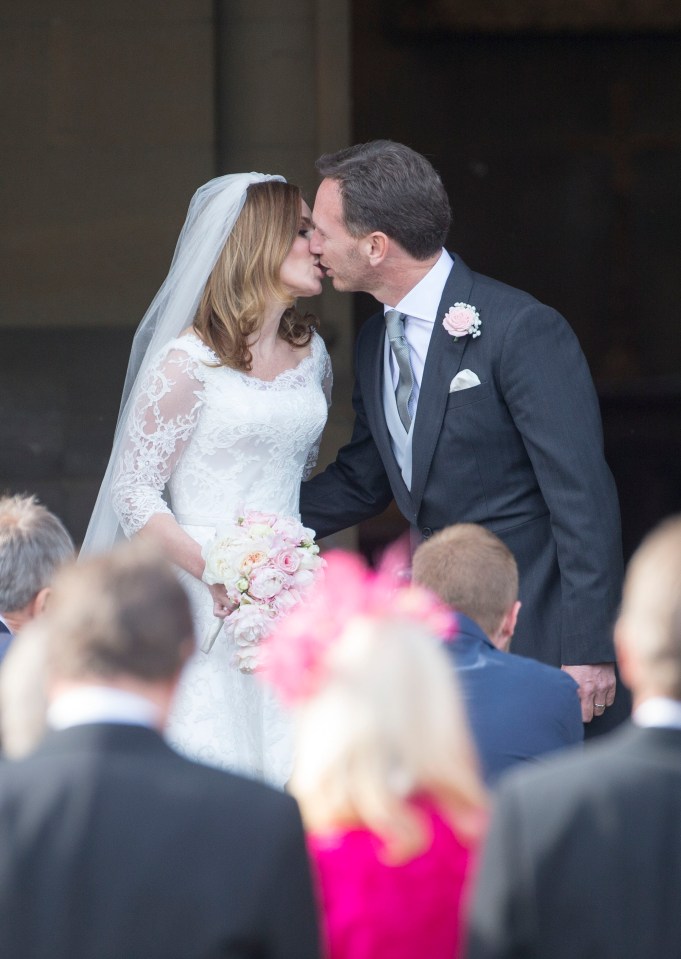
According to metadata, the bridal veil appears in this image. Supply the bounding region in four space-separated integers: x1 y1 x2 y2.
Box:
81 172 285 554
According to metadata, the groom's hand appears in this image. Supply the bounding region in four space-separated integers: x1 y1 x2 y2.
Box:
561 662 617 722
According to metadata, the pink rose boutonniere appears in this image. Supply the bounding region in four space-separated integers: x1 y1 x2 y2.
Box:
442 303 481 340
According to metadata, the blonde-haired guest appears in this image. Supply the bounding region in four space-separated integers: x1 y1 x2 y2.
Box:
263 551 487 959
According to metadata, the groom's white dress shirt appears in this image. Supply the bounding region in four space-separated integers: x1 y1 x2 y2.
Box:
383 249 453 487
384 248 453 404
47 686 160 730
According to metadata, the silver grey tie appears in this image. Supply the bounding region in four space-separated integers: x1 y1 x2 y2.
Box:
385 309 414 432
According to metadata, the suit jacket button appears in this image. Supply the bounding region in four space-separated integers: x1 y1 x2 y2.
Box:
421 527 433 539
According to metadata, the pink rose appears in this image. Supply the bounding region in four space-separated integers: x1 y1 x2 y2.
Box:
274 548 301 574
442 303 481 339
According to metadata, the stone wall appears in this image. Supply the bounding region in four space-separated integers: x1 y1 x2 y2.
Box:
2 1 216 331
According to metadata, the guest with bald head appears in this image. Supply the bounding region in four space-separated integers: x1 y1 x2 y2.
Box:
412 523 583 784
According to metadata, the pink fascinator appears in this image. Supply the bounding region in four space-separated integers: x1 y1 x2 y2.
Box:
260 546 456 706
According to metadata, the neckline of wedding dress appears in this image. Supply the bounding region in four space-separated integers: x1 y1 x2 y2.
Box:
178 329 316 385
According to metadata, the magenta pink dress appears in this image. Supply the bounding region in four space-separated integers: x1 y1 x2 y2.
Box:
307 800 477 959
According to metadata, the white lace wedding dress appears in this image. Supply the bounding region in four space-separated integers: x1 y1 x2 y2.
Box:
111 330 331 786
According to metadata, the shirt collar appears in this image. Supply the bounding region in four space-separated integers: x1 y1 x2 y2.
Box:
384 249 453 324
47 685 161 731
633 696 681 731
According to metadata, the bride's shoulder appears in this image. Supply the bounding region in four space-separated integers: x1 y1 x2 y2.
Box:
145 329 218 385
164 328 218 363
309 328 330 361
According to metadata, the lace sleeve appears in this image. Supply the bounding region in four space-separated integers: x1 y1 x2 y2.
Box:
111 345 206 537
303 334 333 480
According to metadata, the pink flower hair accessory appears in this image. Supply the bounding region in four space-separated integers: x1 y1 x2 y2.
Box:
442 303 481 339
260 547 456 706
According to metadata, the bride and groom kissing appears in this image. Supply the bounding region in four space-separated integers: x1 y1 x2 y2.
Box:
85 139 625 787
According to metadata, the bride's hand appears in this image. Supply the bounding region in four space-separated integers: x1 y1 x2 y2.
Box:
207 582 236 619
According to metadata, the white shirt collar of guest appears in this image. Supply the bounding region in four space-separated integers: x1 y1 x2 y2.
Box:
384 249 453 322
0 614 10 634
633 696 681 731
47 685 161 731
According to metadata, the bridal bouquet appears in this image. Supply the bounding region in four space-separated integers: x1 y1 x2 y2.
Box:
201 509 324 672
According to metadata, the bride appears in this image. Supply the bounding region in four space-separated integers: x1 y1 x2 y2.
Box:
82 173 330 786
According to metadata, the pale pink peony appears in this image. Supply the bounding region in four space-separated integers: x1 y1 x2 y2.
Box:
249 567 286 600
292 568 316 590
272 515 305 540
271 588 302 615
230 604 269 646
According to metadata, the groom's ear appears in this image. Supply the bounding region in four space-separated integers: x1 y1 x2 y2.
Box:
364 231 389 265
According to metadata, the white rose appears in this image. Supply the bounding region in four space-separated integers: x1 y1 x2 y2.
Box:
202 545 237 585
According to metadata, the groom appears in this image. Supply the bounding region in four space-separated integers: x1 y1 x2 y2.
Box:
300 140 625 731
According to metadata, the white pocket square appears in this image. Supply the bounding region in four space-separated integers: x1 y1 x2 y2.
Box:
449 369 481 392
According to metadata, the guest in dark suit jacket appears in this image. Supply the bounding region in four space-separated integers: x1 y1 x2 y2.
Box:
0 540 320 959
0 492 75 663
467 514 681 959
413 523 583 784
301 140 624 733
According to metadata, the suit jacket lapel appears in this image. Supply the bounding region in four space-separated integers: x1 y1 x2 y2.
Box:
410 256 475 513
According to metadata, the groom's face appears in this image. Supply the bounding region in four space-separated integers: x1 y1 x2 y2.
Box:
311 178 373 293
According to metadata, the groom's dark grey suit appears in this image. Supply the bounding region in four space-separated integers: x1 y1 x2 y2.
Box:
301 256 623 678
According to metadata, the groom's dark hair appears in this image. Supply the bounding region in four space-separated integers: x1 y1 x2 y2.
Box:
316 140 451 260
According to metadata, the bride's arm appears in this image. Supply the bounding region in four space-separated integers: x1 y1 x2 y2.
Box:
137 514 231 616
137 513 204 579
303 334 333 479
111 346 231 614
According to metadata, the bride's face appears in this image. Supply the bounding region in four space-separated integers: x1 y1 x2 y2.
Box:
279 201 324 299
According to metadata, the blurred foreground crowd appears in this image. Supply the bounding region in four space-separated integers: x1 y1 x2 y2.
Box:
1 491 680 958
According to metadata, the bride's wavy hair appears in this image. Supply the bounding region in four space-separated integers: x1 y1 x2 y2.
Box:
193 180 318 371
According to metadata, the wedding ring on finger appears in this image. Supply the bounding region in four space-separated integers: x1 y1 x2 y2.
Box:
594 703 606 710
